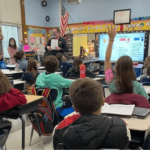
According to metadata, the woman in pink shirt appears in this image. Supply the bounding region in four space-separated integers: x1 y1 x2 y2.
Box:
8 38 17 64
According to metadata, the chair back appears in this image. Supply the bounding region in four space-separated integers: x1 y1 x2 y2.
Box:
0 121 12 149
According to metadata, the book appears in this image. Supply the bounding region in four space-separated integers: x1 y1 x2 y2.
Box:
101 103 135 116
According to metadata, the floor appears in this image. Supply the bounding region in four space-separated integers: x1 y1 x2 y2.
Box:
7 125 53 150
5 89 111 150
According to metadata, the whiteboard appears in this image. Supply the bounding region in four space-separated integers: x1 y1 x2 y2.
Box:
1 25 19 58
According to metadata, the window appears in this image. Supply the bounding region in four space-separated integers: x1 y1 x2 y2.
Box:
1 25 19 58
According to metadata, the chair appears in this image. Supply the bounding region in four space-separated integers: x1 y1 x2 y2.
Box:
0 121 12 150
29 88 59 149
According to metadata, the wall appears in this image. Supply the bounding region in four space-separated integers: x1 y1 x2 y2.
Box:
24 0 49 27
62 0 150 26
0 0 22 45
24 0 150 27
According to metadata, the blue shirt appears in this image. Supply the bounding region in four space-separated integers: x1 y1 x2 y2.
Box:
59 60 72 77
0 60 6 69
17 59 28 71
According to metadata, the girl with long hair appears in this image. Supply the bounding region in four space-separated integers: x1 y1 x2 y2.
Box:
105 26 149 99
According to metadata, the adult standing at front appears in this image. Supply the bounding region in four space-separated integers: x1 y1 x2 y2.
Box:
8 38 18 64
44 28 68 58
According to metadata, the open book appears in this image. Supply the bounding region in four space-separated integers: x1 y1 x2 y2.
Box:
101 103 135 116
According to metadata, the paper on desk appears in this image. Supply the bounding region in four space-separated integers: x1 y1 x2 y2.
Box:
51 39 58 49
144 87 150 93
101 103 135 116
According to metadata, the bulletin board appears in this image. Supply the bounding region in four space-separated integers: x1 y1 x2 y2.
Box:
28 28 47 55
73 34 87 57
66 20 150 34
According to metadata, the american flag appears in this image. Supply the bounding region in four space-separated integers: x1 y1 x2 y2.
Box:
60 5 69 37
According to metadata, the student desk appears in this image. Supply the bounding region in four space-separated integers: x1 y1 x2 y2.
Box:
0 95 43 150
13 80 26 91
122 116 150 147
6 65 16 70
1 69 23 79
143 86 150 94
38 66 45 70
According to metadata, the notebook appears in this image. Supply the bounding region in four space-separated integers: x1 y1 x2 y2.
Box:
101 103 135 116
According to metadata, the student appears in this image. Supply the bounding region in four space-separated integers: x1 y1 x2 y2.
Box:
36 56 73 109
66 57 96 78
140 64 150 85
0 70 27 113
8 38 18 64
56 52 72 77
0 55 6 69
22 58 39 85
14 51 28 71
18 39 24 51
105 93 150 109
53 78 130 149
143 56 150 76
104 26 149 100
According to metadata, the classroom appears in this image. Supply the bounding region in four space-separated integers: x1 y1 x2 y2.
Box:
0 0 150 149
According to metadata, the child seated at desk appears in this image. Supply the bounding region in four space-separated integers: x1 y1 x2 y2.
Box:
104 26 149 100
56 53 72 77
22 58 39 86
142 56 150 76
66 57 96 78
53 78 130 149
0 55 6 69
14 51 28 72
36 56 73 109
140 65 150 86
0 70 27 113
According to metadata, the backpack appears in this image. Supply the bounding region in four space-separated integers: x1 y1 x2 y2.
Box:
28 88 55 135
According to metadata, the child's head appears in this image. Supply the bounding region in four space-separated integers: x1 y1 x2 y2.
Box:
9 38 17 49
56 53 63 61
73 57 83 72
43 56 59 73
147 65 150 76
69 78 104 115
0 70 11 95
14 51 25 62
115 56 136 94
144 56 150 68
27 58 37 72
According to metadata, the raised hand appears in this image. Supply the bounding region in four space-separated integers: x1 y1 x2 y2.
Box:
107 25 117 40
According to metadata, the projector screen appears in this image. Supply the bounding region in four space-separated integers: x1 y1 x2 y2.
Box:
99 33 145 62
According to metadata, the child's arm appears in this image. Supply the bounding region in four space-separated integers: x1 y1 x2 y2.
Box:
56 75 73 88
104 26 116 71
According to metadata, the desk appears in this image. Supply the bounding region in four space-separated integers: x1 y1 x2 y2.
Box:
143 86 150 94
6 65 16 70
67 77 103 82
0 95 43 150
13 80 26 91
38 66 45 70
122 116 150 147
137 76 140 81
1 69 23 79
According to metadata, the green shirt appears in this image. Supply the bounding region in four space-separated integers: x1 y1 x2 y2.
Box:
36 72 73 108
108 80 149 100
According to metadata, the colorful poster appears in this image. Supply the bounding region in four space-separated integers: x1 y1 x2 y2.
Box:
30 36 35 43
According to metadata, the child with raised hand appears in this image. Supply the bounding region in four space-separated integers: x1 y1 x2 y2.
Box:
53 78 130 149
105 26 149 99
